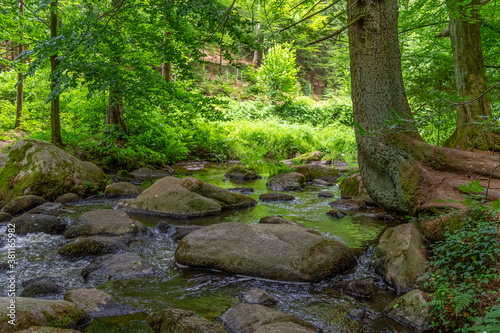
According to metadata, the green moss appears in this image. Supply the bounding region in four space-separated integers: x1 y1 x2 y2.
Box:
399 164 422 212
340 174 360 197
117 169 134 178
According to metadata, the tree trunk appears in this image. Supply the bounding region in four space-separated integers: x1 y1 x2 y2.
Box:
253 21 263 68
161 62 171 82
106 0 126 133
15 0 24 129
107 88 126 132
444 0 493 151
50 0 62 145
347 0 500 214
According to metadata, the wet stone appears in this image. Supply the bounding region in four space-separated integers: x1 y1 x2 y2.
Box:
1 195 47 216
318 191 334 198
27 202 62 215
0 211 12 223
19 281 65 299
239 288 279 306
56 193 80 204
326 209 346 219
312 179 333 186
259 193 295 202
347 308 366 321
335 280 374 298
64 289 139 317
228 187 255 193
12 214 66 235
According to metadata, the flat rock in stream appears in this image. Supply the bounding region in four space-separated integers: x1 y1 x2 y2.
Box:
225 165 262 180
175 222 355 282
148 308 225 333
239 288 278 306
318 191 334 198
156 222 203 241
328 199 367 211
0 297 89 333
117 176 257 219
81 252 158 283
294 164 338 182
64 209 147 239
228 187 255 193
12 214 66 235
384 290 432 332
27 202 61 215
259 193 295 202
104 182 144 199
218 303 320 333
19 281 65 299
266 172 306 191
55 193 80 204
130 167 171 180
64 289 139 317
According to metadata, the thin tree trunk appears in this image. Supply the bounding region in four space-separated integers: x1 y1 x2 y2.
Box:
253 18 263 67
347 0 500 214
161 62 171 82
15 0 24 129
50 0 62 145
444 0 493 151
106 0 126 133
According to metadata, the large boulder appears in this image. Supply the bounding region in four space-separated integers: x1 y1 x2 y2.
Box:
266 173 306 191
374 224 427 294
217 303 319 333
147 308 225 333
225 166 262 180
339 173 374 204
117 177 257 219
1 195 46 216
175 222 355 282
0 297 89 333
58 236 129 258
294 164 338 182
104 183 144 199
0 139 107 206
12 214 66 235
81 252 157 283
384 289 433 332
64 209 146 239
64 289 138 317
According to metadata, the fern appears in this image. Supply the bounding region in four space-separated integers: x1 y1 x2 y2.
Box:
453 293 473 315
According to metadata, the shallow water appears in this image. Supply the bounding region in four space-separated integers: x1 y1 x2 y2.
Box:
0 163 412 333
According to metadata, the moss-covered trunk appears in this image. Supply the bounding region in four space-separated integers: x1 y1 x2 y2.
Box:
347 0 500 214
444 0 493 151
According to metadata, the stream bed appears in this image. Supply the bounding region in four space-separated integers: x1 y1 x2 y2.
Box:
0 162 413 332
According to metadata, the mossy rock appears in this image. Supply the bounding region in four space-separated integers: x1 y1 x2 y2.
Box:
224 165 262 180
118 177 257 219
147 308 225 333
294 164 338 182
384 289 432 332
64 209 147 239
0 139 107 206
1 195 46 216
258 193 295 202
292 151 323 164
19 282 64 298
374 224 427 295
55 193 80 204
218 303 319 333
14 327 81 333
266 172 305 191
58 236 128 258
340 173 373 203
64 289 138 317
0 211 12 223
420 212 465 242
0 297 89 333
104 183 144 199
116 170 135 179
175 222 355 282
12 214 66 235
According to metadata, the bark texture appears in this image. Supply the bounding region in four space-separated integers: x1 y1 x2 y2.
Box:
50 0 62 145
15 0 24 129
445 0 494 150
347 0 500 214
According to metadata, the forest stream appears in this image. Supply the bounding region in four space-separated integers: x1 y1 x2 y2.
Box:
0 162 416 332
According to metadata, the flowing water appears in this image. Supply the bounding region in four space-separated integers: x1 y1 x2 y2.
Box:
0 163 413 332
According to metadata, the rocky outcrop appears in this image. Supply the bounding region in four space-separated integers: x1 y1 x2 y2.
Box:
81 252 157 283
374 224 427 294
58 236 129 258
175 222 355 282
0 139 107 206
217 303 319 333
266 173 305 191
64 289 138 317
64 209 146 239
384 289 433 332
259 193 295 202
117 177 257 219
12 214 66 235
294 164 338 182
1 195 46 216
225 166 262 180
0 297 89 333
104 183 144 199
147 308 225 333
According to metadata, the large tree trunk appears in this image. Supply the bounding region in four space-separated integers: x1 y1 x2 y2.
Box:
15 0 24 129
50 0 62 145
347 0 500 214
444 0 494 151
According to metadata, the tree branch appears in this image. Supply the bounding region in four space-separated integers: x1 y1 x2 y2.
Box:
208 0 237 42
280 0 341 33
306 15 364 46
434 25 450 38
20 2 50 28
486 65 500 69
